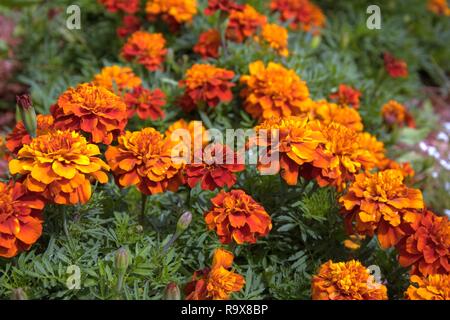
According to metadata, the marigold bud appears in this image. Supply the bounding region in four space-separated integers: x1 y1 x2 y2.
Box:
115 247 129 274
176 211 192 234
10 288 28 300
16 94 37 138
164 282 181 300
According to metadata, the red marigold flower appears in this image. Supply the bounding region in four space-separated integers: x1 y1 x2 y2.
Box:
98 0 140 14
253 116 325 185
121 31 167 72
6 114 54 155
105 127 184 195
339 169 424 249
9 130 110 205
185 248 245 300
396 210 449 276
309 100 364 132
204 0 244 15
405 274 450 300
312 260 388 300
193 29 221 59
226 5 267 43
146 0 197 31
381 100 415 128
51 83 128 145
186 144 245 191
93 65 142 93
0 180 45 258
205 189 272 244
124 86 166 120
383 52 408 78
329 84 361 109
117 15 142 38
179 64 235 111
270 0 325 34
240 61 310 120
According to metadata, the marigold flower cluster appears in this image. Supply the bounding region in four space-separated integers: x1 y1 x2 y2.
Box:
205 189 272 244
185 248 245 300
311 260 388 300
270 0 325 34
121 31 167 72
178 64 235 112
226 5 267 43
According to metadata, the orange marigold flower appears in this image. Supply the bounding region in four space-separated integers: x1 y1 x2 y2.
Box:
193 29 221 59
204 0 243 15
179 64 235 111
427 0 450 16
226 5 267 43
396 210 449 276
270 0 325 34
357 132 386 168
0 136 10 177
6 114 54 155
93 65 142 93
304 122 377 191
310 100 364 132
121 31 167 72
98 0 140 14
329 84 361 109
253 116 325 185
383 52 408 78
312 260 388 300
343 235 366 250
0 180 45 258
339 169 424 249
378 158 415 179
117 15 141 38
105 128 184 195
9 130 110 205
124 86 166 120
258 23 289 57
381 100 416 128
405 274 450 300
240 61 310 120
186 144 245 191
185 248 245 300
145 0 197 30
205 189 272 244
51 83 128 145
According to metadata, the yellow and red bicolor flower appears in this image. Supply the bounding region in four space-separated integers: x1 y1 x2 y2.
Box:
9 130 110 205
105 127 184 195
146 0 197 30
226 5 267 43
339 169 424 249
185 248 245 300
405 274 450 300
93 65 142 93
329 84 361 109
51 83 128 145
312 260 388 300
205 189 272 244
0 180 45 258
194 29 221 59
204 0 243 15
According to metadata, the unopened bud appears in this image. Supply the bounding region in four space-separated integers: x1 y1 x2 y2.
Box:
311 35 321 49
16 94 37 138
115 247 129 274
164 282 181 300
176 211 192 234
10 288 28 300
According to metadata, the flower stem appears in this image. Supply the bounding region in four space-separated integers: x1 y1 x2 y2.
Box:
140 194 148 225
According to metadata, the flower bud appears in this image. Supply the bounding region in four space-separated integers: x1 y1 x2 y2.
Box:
164 282 181 300
311 35 321 49
10 288 28 300
115 247 129 274
16 94 37 138
176 211 192 234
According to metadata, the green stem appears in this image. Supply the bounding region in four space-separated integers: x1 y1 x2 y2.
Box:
115 272 125 299
140 194 148 225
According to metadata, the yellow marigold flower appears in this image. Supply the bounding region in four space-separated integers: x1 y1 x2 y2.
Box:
427 0 450 16
226 4 267 43
185 248 245 300
146 0 197 28
51 83 128 145
306 122 377 191
240 61 310 120
310 100 364 132
121 31 167 72
339 169 424 249
93 65 142 93
258 23 289 57
406 274 450 300
9 130 110 205
105 128 184 195
312 260 388 300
